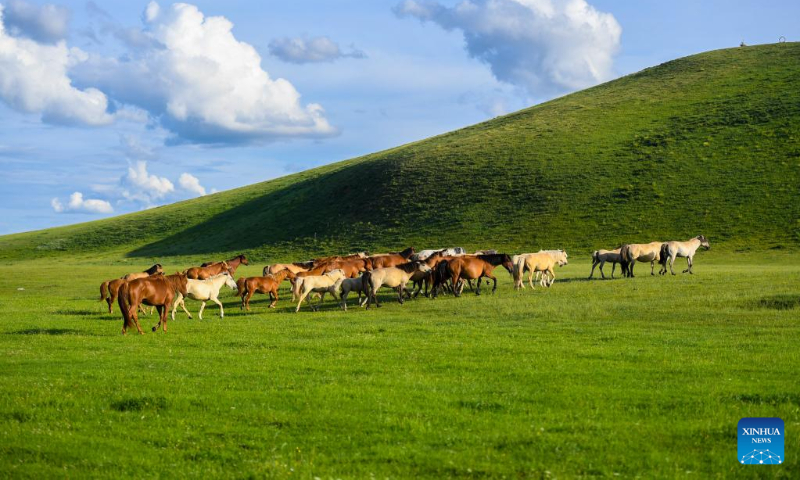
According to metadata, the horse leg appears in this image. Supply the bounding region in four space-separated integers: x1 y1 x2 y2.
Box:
685 255 694 274
487 273 498 293
547 268 555 287
244 289 255 312
151 306 162 333
611 263 616 279
296 289 310 313
269 289 278 308
452 273 462 297
130 303 145 335
180 295 193 319
398 283 405 304
589 260 598 279
528 270 535 289
629 260 636 278
160 305 168 333
599 260 606 279
476 277 482 295
650 261 655 276
198 301 206 320
211 296 224 318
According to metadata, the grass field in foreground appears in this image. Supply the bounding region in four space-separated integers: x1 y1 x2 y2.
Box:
0 254 799 478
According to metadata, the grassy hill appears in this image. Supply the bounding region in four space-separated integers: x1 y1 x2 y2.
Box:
2 43 799 262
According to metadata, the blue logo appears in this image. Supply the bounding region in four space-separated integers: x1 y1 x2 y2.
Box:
738 417 784 465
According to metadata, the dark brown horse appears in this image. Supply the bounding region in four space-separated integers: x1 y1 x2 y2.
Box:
367 247 415 269
240 269 295 311
118 273 187 334
201 254 248 271
447 254 514 296
99 264 163 313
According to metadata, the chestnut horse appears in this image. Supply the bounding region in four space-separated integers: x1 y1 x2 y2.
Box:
265 261 313 276
367 247 415 269
200 254 249 273
241 269 295 311
321 257 371 278
118 273 187 334
447 254 514 296
99 264 163 313
185 261 232 280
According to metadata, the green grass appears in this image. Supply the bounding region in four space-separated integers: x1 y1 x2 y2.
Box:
1 43 798 262
1 253 798 478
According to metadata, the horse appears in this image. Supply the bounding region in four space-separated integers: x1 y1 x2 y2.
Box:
171 273 237 320
512 250 567 285
184 261 231 280
367 247 415 269
410 247 465 261
363 262 431 309
619 242 663 277
118 273 187 334
321 257 371 278
333 276 369 311
99 264 163 314
291 264 330 301
447 254 514 296
240 269 295 311
265 261 313 276
295 269 346 312
200 254 249 274
658 235 710 275
589 248 622 279
513 251 568 289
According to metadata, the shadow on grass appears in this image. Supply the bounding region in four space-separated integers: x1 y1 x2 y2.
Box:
10 328 98 336
746 294 800 310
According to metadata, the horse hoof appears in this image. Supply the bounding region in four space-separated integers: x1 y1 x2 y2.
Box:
151 326 156 332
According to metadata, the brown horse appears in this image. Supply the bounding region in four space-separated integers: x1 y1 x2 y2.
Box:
241 270 295 311
99 264 163 313
447 254 514 296
201 254 249 273
321 257 371 278
265 261 314 276
185 261 232 280
118 273 187 334
367 247 415 269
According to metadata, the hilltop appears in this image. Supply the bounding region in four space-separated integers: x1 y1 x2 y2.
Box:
1 43 798 262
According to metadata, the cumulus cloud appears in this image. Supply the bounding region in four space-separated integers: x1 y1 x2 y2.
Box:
2 0 69 44
120 160 174 205
394 0 621 97
51 192 113 214
178 172 206 196
74 2 336 144
0 5 113 126
269 36 366 64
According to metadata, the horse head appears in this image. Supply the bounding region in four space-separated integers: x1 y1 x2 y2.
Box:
400 246 415 259
558 251 569 266
697 235 710 249
263 265 271 276
500 254 515 274
223 273 238 290
239 254 249 265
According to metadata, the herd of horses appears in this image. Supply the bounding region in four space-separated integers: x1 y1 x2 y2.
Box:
98 236 709 335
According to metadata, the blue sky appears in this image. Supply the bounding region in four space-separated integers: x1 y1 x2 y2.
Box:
0 0 797 234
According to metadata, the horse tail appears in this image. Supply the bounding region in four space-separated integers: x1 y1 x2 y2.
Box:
591 250 599 263
236 277 247 297
362 271 374 303
100 281 110 301
658 243 670 267
619 244 631 276
118 282 134 331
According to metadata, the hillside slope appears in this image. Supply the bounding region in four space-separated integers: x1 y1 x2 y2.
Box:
2 43 799 262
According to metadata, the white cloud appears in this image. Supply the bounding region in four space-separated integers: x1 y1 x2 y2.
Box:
2 0 70 44
51 192 113 214
394 0 621 97
0 5 113 126
269 36 366 64
74 2 336 144
120 160 174 204
178 172 206 196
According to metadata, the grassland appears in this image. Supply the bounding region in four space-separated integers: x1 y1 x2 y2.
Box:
1 253 798 478
0 43 798 262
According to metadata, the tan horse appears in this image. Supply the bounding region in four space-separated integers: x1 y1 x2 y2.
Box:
513 251 568 289
620 241 663 277
447 254 514 296
363 262 431 308
99 264 163 314
185 261 232 280
265 261 313 276
321 257 371 278
240 269 295 311
659 235 710 275
118 273 187 334
295 269 346 312
589 248 622 279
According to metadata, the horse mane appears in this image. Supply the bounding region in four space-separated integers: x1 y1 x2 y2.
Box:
399 247 414 259
145 264 162 275
478 253 510 265
395 262 418 273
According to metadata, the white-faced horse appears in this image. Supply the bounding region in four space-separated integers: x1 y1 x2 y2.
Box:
659 235 710 275
171 272 237 320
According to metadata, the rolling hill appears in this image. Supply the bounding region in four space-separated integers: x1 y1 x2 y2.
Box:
1 43 799 262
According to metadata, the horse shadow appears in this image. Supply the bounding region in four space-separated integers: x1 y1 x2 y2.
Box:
10 328 98 336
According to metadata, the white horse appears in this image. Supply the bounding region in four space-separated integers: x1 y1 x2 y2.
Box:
513 250 568 286
411 247 466 261
295 269 346 312
513 251 568 289
659 235 710 275
172 272 237 320
589 248 622 279
620 241 663 277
